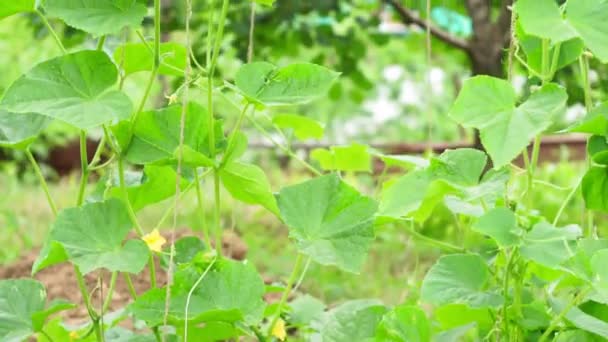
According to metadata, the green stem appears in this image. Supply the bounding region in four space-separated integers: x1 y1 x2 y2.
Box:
75 266 99 321
40 329 55 342
213 172 222 256
101 272 117 314
117 158 144 236
553 177 583 226
25 149 58 216
541 39 550 82
220 104 250 166
209 0 230 78
405 221 466 253
77 131 90 206
88 134 107 169
502 249 517 336
132 68 158 125
149 254 157 288
123 273 138 300
540 288 591 341
153 0 161 68
579 55 595 236
247 116 322 176
267 253 304 337
96 35 106 51
194 171 211 246
35 10 66 54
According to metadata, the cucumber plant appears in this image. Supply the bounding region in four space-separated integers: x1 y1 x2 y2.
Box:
2 0 608 341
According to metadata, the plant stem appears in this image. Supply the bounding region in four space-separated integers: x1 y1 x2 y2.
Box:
77 131 90 206
123 273 138 300
213 172 222 256
579 55 595 236
96 35 106 51
502 249 517 336
540 288 591 341
25 149 58 216
117 158 144 236
220 104 250 166
267 253 304 338
35 10 66 54
184 257 217 340
405 221 466 253
194 171 211 246
553 177 583 226
101 272 117 314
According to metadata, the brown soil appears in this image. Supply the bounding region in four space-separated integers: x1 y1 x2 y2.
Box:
0 229 248 325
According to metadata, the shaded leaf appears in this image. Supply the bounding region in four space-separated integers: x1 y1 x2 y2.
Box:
319 300 387 342
114 42 187 77
272 113 324 140
472 207 522 247
520 222 581 268
219 161 279 216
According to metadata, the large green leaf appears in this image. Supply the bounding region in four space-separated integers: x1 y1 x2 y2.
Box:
318 300 387 342
130 259 266 326
582 166 608 211
516 0 608 62
311 143 372 172
375 305 431 342
219 161 279 216
421 254 502 308
0 0 36 20
105 165 189 211
44 0 147 37
272 113 324 140
567 102 608 135
0 51 132 130
114 42 187 77
289 295 326 326
520 222 581 268
0 279 46 341
448 77 567 168
124 103 224 165
235 62 340 106
0 111 51 149
277 174 378 273
379 148 493 222
550 297 608 339
472 207 522 247
47 199 149 274
0 279 73 341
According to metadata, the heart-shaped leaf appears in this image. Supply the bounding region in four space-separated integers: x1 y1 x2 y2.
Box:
520 222 582 268
130 259 266 326
0 0 36 20
219 161 279 216
449 76 567 168
124 103 224 165
421 254 502 308
375 305 431 342
318 300 387 342
277 174 377 273
311 143 372 172
44 0 147 37
472 207 522 247
235 62 340 106
583 166 608 212
272 113 324 140
0 111 51 149
47 199 149 274
114 42 187 77
567 102 608 135
0 50 132 130
517 0 608 62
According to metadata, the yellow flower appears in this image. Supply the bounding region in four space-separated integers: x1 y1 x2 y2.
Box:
142 229 166 253
69 331 79 341
165 93 178 105
271 318 287 341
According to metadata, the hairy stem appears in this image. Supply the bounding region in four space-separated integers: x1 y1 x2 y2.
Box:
25 149 58 216
36 10 66 54
267 253 304 337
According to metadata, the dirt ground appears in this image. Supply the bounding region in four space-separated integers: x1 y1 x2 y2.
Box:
0 229 249 325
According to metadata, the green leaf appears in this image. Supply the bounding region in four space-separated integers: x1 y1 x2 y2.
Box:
421 254 502 308
515 0 578 43
568 102 608 135
435 304 493 332
0 0 36 20
288 295 326 326
0 110 51 149
375 305 431 342
160 236 208 269
319 299 387 342
434 323 478 342
277 174 378 273
472 207 522 247
48 199 149 274
0 279 46 341
253 0 276 6
448 77 567 168
583 166 608 211
31 299 76 332
32 240 69 275
272 113 324 140
235 62 340 106
311 143 372 172
587 136 608 165
124 103 224 165
219 161 279 216
379 149 491 222
551 297 608 339
114 42 187 77
130 259 266 326
44 0 147 37
520 222 581 268
0 51 132 130
516 0 608 62
106 165 189 211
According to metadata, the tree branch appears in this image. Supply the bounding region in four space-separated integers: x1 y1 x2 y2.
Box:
384 0 469 51
465 0 492 36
